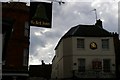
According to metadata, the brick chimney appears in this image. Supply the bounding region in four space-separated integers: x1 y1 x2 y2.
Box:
95 19 103 28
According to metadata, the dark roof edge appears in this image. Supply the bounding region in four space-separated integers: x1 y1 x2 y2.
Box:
54 24 116 50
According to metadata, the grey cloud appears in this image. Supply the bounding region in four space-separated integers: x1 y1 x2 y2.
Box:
30 28 47 55
29 2 118 65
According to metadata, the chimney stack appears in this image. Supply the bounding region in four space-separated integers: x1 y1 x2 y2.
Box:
95 19 103 28
41 60 45 65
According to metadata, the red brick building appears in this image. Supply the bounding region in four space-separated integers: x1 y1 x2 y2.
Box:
2 2 30 80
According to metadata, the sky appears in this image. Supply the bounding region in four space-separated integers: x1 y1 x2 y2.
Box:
1 0 120 65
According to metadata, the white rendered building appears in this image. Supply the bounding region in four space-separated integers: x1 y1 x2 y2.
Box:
51 19 117 79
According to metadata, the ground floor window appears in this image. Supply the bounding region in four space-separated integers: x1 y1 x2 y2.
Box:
103 59 111 72
78 58 85 72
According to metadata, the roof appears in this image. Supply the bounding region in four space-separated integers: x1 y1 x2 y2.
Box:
29 64 52 79
55 23 113 50
63 25 112 38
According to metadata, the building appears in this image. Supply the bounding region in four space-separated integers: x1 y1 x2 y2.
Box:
113 33 120 79
29 60 52 80
0 30 2 80
0 3 2 79
2 2 30 80
51 19 119 79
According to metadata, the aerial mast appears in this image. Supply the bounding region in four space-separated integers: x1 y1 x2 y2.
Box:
92 9 98 22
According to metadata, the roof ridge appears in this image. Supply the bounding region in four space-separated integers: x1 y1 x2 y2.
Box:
71 26 79 35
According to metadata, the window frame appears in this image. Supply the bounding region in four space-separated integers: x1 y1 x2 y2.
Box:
78 58 86 72
103 59 111 72
77 38 85 49
101 39 109 49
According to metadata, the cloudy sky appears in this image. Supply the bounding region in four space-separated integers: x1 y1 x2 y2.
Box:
29 0 120 65
1 0 120 65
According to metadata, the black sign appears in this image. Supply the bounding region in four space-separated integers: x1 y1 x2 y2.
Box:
30 2 52 28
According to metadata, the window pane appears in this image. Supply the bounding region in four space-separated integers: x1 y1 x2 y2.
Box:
102 39 109 49
103 59 110 72
78 59 85 72
77 39 84 48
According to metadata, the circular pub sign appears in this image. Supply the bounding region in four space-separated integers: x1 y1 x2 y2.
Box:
90 42 97 50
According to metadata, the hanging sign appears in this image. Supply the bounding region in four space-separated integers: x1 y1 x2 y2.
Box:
30 2 52 28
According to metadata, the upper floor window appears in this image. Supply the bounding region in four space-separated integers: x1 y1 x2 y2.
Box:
77 39 84 49
24 22 29 37
102 39 109 49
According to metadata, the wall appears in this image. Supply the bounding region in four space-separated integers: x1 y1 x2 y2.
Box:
2 3 29 68
52 36 116 79
63 38 73 78
51 40 63 78
72 37 115 71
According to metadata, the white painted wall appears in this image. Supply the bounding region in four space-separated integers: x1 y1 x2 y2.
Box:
51 40 64 79
72 37 115 71
51 37 116 79
72 37 115 56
